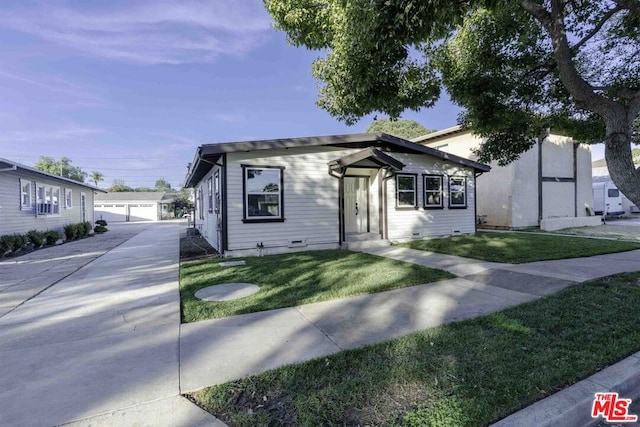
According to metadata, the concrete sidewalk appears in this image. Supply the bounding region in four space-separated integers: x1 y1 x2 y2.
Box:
0 222 222 426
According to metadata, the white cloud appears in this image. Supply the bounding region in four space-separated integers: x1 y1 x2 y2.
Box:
0 0 273 65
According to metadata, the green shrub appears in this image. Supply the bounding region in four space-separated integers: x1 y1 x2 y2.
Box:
45 230 61 246
64 224 77 241
94 224 108 233
74 223 85 239
11 234 27 251
0 234 15 254
82 221 92 236
27 230 46 247
96 219 108 226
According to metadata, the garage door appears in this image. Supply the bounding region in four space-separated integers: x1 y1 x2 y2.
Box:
95 204 127 222
129 204 158 221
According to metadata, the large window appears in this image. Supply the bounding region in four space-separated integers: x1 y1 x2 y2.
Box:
424 175 444 208
36 184 61 215
243 166 283 221
448 176 467 208
396 174 417 207
20 179 32 210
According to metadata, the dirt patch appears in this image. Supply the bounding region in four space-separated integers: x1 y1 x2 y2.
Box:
180 229 220 262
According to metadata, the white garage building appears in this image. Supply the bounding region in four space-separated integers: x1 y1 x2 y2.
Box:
94 192 176 222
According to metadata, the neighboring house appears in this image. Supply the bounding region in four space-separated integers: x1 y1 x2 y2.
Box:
183 133 490 258
94 192 176 222
0 158 102 236
412 126 600 231
592 158 639 214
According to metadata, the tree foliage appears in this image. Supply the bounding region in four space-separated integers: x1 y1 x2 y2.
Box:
34 156 87 182
265 0 640 207
366 119 432 140
90 171 104 188
155 178 173 191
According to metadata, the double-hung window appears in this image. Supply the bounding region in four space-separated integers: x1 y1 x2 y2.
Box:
36 183 61 215
396 174 417 207
424 175 444 208
243 166 284 221
448 176 467 208
65 188 73 209
20 179 32 210
207 176 213 213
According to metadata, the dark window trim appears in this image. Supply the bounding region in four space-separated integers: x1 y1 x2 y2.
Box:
241 164 285 221
395 173 418 209
423 174 444 209
448 175 468 209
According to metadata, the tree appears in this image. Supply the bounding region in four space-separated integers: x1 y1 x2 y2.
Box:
90 171 104 188
34 156 87 182
155 178 173 191
107 179 134 192
367 119 432 140
265 0 640 207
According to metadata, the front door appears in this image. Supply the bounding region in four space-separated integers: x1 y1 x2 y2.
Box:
344 177 368 234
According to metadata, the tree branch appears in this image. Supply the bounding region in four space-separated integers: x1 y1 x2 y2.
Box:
570 6 624 53
613 0 640 13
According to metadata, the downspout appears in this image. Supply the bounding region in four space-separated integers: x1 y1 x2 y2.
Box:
221 153 228 255
573 143 578 217
537 132 546 226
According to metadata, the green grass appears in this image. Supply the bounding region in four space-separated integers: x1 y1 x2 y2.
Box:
398 232 640 263
192 273 640 426
180 250 453 322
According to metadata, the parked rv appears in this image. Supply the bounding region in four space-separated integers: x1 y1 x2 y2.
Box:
592 182 624 217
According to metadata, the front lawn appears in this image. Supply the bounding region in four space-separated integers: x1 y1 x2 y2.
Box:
180 250 453 322
192 272 640 426
398 232 640 263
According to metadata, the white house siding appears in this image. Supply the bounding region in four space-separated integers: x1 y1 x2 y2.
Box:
511 148 539 228
385 152 476 241
223 147 367 257
420 129 594 229
0 169 96 236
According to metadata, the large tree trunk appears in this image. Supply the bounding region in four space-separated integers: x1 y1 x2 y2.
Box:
604 116 640 210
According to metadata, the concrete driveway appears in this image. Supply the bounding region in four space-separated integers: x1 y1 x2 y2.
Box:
0 222 220 426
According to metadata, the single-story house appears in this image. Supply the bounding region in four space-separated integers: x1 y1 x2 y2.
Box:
0 157 103 236
412 126 600 231
592 159 639 214
183 133 490 258
94 192 176 222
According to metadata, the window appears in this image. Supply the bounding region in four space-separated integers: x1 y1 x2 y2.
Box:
207 176 213 213
424 175 443 208
214 171 220 213
197 186 204 220
36 184 61 215
608 188 620 197
20 179 32 210
243 166 283 221
396 174 417 207
65 188 73 209
449 176 467 208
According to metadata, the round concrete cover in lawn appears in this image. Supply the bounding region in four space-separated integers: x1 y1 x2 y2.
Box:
195 283 260 301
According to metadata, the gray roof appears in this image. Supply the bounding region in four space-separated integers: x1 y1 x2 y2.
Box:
95 191 175 203
0 157 105 192
184 133 490 187
592 158 607 168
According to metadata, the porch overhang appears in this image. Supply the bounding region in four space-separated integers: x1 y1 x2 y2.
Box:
328 147 405 178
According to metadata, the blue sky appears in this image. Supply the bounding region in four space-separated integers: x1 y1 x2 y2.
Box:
0 1 604 189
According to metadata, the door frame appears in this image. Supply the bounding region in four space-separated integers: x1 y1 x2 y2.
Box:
341 175 371 240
